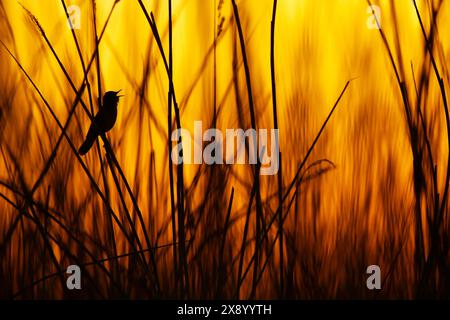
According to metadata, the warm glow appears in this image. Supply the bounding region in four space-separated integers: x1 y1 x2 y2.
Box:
0 0 449 299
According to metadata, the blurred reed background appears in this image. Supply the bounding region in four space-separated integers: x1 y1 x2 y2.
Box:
0 0 449 299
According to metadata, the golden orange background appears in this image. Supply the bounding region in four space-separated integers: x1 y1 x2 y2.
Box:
0 0 449 298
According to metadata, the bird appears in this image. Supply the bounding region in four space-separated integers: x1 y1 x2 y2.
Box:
78 90 123 155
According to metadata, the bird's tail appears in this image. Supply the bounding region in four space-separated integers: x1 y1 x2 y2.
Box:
78 126 98 155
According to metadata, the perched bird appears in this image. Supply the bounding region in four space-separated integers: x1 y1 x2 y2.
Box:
78 90 123 155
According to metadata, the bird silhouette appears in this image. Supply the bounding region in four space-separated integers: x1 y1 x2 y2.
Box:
78 90 123 155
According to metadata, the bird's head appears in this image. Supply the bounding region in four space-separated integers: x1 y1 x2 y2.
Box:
103 90 123 107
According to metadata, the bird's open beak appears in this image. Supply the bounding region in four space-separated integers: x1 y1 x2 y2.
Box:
115 89 124 98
